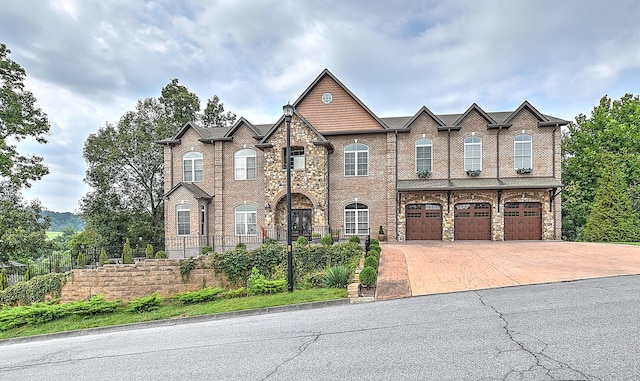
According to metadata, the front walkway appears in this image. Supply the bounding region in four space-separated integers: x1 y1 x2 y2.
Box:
375 241 640 300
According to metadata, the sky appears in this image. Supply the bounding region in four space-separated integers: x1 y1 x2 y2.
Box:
1 0 640 213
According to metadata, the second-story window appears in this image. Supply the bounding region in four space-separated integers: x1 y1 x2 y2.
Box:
464 136 482 171
416 138 433 172
345 143 368 176
514 134 532 169
235 149 257 180
183 151 203 182
282 147 305 170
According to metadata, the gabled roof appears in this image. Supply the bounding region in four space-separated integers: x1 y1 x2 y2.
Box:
504 100 548 124
452 103 497 125
257 109 332 150
293 68 389 130
401 106 447 129
224 117 263 139
163 182 213 201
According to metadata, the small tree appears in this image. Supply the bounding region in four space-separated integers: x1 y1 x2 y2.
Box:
123 238 134 264
0 268 9 290
76 252 86 268
99 248 108 266
145 244 154 259
583 158 640 242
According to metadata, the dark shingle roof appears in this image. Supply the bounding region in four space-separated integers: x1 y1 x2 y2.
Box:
397 177 562 192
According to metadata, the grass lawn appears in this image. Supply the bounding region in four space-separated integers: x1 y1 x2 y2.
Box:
46 231 62 240
0 288 347 341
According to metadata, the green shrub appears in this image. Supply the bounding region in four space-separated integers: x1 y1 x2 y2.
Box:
364 255 378 270
201 246 213 255
0 273 68 306
296 236 309 246
299 270 326 289
99 248 108 266
320 234 334 246
324 265 351 288
212 245 252 284
145 244 154 259
155 250 167 259
53 258 61 273
359 266 377 287
248 267 285 295
264 238 278 245
76 252 85 269
126 292 161 313
174 288 224 304
219 287 247 299
369 238 379 246
0 295 120 331
348 235 360 244
179 257 197 283
251 243 286 278
123 238 134 264
1 269 8 290
368 250 380 260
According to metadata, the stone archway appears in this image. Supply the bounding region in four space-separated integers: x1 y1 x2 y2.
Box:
275 193 314 240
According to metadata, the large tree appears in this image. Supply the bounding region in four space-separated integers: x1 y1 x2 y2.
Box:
582 156 640 242
0 181 51 262
0 43 50 189
562 93 640 241
81 79 235 248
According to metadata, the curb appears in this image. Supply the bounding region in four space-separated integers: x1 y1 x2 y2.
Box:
0 298 351 346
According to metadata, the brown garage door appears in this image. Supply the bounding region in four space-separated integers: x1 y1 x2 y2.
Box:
454 203 491 240
406 204 442 240
504 202 542 240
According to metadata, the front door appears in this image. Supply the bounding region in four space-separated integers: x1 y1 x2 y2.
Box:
291 209 312 240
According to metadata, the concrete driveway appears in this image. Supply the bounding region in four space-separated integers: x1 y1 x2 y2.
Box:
375 241 640 300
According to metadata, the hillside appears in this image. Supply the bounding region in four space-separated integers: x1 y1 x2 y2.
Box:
42 211 85 232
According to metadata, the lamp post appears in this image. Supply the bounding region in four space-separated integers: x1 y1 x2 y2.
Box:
283 102 294 292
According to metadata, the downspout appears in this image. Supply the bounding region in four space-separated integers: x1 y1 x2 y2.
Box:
496 127 502 212
170 144 174 189
395 130 399 242
326 149 331 234
447 129 451 180
552 125 559 240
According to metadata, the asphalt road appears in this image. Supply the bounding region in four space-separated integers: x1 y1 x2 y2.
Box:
1 276 639 380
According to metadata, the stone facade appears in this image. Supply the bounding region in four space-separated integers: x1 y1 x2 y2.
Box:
159 69 567 253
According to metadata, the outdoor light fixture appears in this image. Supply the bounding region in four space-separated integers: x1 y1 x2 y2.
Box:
283 102 294 292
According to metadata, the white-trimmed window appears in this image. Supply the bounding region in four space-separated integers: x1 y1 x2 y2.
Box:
235 149 257 180
416 138 433 172
235 205 257 236
514 134 532 169
176 204 191 236
464 136 482 171
183 151 203 182
344 143 368 176
344 202 369 235
282 147 305 170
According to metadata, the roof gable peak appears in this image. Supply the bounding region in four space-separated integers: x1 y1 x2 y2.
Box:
504 100 548 123
453 103 497 125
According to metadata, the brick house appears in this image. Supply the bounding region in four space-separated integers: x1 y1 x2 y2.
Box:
158 69 568 257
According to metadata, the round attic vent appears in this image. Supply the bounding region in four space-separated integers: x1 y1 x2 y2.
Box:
322 92 332 104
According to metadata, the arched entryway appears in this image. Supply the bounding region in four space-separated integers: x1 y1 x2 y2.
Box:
275 193 313 241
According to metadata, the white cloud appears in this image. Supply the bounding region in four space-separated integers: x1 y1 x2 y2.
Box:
3 0 640 210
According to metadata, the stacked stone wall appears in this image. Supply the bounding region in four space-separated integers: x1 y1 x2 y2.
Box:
59 259 228 303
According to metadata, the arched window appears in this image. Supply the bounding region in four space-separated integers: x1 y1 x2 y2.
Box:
235 149 256 180
183 151 203 182
514 134 532 170
344 143 368 176
176 204 191 236
416 138 433 172
344 202 369 235
464 136 482 171
235 205 257 236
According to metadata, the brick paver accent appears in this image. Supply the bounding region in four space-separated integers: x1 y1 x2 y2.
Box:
376 241 640 299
